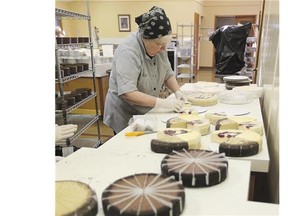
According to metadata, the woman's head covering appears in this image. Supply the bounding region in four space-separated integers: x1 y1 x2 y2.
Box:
135 6 172 39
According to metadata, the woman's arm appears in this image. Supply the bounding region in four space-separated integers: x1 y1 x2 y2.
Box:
121 91 157 107
121 90 184 111
164 76 181 93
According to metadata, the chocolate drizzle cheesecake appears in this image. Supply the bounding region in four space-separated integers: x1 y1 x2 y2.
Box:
102 173 185 216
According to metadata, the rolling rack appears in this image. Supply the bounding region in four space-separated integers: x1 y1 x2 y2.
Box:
55 1 101 156
238 23 259 82
176 23 196 83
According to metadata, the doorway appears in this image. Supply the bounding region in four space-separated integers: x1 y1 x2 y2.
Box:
215 15 257 36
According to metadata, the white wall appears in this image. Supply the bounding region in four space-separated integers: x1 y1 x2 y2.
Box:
256 0 279 204
56 0 204 39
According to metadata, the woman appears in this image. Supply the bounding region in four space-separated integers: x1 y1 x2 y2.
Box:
104 6 187 133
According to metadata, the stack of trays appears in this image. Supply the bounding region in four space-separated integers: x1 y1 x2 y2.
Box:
223 75 251 90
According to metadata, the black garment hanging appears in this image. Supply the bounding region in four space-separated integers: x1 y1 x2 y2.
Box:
209 22 252 75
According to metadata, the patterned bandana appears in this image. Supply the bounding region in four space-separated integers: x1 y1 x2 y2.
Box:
135 6 172 39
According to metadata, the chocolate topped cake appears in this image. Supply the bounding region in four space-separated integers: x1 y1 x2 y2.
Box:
70 91 83 102
161 149 228 187
60 66 70 77
66 65 77 74
102 173 185 216
81 63 89 71
63 95 76 107
75 88 92 97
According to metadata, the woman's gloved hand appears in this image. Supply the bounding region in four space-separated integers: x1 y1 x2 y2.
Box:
55 124 78 142
174 90 188 102
155 98 184 112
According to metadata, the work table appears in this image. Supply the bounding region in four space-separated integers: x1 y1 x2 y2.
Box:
56 147 277 215
55 83 278 215
147 83 270 173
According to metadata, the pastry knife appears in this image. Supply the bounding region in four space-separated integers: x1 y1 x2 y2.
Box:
125 131 157 137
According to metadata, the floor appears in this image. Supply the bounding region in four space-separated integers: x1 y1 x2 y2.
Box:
74 67 217 148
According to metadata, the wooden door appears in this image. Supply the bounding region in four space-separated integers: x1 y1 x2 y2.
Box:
194 12 200 74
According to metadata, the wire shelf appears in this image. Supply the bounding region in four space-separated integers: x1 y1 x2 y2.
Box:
55 69 94 83
55 92 98 114
56 8 90 20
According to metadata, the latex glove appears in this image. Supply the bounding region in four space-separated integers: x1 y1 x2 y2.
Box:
175 90 188 102
55 124 78 142
155 98 184 112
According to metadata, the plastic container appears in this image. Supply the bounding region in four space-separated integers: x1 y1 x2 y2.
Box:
218 91 252 105
232 86 263 99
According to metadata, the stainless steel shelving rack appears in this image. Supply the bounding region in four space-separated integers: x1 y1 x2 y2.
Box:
176 23 196 83
241 36 257 79
55 1 101 149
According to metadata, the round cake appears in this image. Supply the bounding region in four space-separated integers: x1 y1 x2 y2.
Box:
211 129 262 145
225 80 251 90
194 81 225 94
219 141 259 157
55 180 98 216
187 93 218 106
151 128 201 153
70 91 83 102
161 149 228 187
101 173 185 216
211 129 262 157
75 88 92 96
56 97 76 110
167 115 210 136
64 95 76 107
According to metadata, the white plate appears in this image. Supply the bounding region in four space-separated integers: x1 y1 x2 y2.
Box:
177 107 208 115
223 75 250 82
193 107 208 114
161 108 208 123
208 108 250 116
